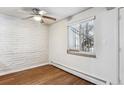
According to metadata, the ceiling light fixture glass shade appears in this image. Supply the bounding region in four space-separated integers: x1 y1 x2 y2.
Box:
33 16 41 21
39 10 47 15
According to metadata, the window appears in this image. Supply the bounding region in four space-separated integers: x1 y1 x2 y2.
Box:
67 16 96 58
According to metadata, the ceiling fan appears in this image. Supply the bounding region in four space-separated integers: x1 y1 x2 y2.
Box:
22 8 56 24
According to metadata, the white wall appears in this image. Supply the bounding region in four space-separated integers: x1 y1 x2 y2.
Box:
0 14 48 75
49 8 118 84
120 8 124 84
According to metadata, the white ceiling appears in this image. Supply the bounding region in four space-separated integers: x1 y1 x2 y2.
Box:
0 7 89 24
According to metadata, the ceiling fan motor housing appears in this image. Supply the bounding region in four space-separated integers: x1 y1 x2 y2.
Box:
32 8 40 15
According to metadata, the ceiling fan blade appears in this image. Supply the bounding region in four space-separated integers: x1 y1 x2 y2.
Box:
42 15 56 21
22 16 34 20
30 13 36 15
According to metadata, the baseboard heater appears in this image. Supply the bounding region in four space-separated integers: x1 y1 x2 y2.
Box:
51 61 110 85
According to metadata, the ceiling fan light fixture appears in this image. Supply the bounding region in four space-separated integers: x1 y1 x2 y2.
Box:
33 16 41 21
39 10 47 15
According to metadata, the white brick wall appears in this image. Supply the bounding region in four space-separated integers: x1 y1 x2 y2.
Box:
0 14 48 74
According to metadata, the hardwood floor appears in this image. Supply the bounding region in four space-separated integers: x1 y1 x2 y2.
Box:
0 65 94 85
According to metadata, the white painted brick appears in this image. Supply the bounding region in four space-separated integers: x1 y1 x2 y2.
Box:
0 14 48 73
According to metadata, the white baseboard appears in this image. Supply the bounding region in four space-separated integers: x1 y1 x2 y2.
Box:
0 62 49 76
0 61 110 85
50 61 108 85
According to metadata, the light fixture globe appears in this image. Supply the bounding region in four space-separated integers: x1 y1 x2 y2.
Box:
39 10 47 15
33 15 41 21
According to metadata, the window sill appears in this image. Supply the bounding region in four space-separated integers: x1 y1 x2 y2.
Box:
67 50 96 58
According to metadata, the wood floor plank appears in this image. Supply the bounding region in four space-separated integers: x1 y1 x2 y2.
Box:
0 65 94 85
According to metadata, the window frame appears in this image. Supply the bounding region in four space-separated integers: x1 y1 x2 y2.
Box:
67 16 96 58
